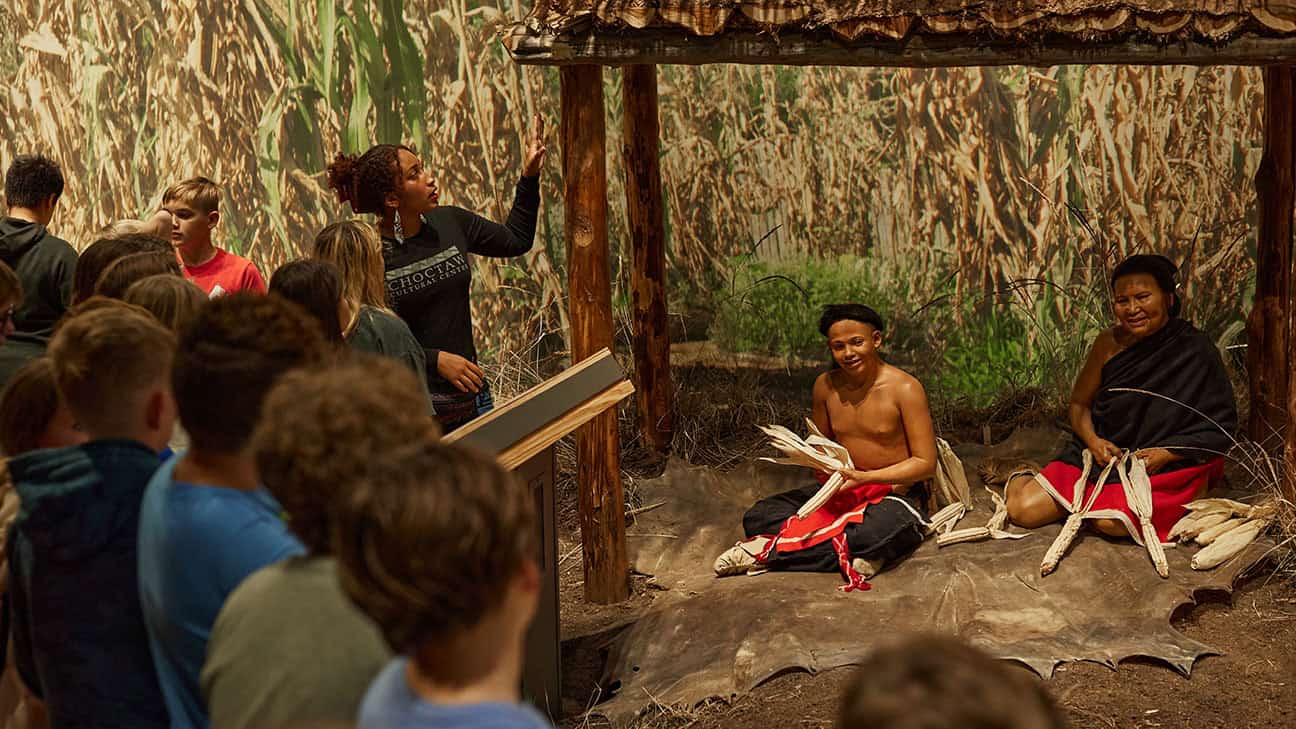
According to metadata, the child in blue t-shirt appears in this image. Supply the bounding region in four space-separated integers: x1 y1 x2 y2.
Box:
335 442 551 729
136 294 330 729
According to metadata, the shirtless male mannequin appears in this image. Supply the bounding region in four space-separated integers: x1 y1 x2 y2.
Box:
714 304 937 588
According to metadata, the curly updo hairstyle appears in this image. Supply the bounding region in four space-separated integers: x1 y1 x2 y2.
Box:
325 144 415 215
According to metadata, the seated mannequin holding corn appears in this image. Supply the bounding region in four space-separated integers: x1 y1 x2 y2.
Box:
713 304 937 591
1004 255 1238 557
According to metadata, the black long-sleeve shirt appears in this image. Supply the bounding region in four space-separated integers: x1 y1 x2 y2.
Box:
381 176 540 403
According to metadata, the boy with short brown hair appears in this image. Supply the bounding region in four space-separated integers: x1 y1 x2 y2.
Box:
837 636 1067 729
0 154 78 388
335 441 549 729
162 176 266 296
7 305 177 729
202 354 441 729
137 293 329 729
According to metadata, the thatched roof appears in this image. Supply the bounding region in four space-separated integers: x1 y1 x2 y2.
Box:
504 0 1296 66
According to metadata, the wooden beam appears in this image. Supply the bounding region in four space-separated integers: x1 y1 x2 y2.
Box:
508 27 1296 68
1249 65 1294 449
622 64 673 453
560 64 630 604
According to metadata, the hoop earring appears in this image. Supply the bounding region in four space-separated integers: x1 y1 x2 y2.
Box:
393 214 405 244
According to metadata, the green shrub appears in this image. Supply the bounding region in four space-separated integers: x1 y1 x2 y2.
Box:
708 254 902 360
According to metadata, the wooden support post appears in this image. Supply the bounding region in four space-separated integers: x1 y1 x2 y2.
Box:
560 64 630 603
1249 65 1294 449
1284 75 1296 505
622 64 673 453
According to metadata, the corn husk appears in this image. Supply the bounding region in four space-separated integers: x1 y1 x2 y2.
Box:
1183 498 1253 514
758 420 976 528
1192 518 1268 569
1041 452 1119 576
1064 449 1094 509
1195 516 1249 546
795 472 848 518
937 527 992 546
1242 501 1277 521
1120 456 1168 578
757 423 853 519
935 486 1027 548
934 438 973 508
1169 510 1233 541
986 487 1011 532
927 502 968 536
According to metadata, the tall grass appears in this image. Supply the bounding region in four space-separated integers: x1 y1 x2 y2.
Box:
0 3 1260 363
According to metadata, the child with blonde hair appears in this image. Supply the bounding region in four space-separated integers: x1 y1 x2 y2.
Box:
162 177 265 296
311 221 430 391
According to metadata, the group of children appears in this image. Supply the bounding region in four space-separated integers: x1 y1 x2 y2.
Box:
0 152 1072 729
0 153 553 729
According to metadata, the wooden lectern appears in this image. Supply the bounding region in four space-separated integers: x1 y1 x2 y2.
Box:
444 348 633 719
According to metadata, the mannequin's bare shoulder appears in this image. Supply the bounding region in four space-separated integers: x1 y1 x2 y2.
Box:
881 363 926 392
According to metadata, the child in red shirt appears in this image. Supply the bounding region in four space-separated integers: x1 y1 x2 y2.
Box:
162 177 266 296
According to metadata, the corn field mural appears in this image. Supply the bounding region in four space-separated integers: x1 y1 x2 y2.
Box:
0 1 1260 406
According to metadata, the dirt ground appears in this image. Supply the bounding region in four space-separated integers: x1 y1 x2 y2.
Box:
550 360 1296 728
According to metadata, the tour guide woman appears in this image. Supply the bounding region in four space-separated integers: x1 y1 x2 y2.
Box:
326 118 546 431
1005 254 1238 540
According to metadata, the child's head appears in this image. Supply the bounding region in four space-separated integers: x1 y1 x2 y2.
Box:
326 145 435 220
73 233 172 304
268 260 345 345
123 275 207 334
335 440 539 682
94 251 183 300
836 636 1067 729
48 303 177 450
311 220 389 310
819 303 886 370
4 154 64 223
161 176 220 252
100 210 174 240
253 353 441 555
0 358 86 456
0 260 21 346
173 293 330 455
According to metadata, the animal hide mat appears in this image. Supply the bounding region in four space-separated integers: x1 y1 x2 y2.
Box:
596 428 1268 723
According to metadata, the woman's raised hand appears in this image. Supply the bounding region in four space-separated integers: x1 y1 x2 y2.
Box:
1087 438 1122 465
436 351 485 394
522 114 547 177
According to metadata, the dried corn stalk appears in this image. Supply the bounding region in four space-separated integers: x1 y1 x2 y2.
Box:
1118 456 1169 578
